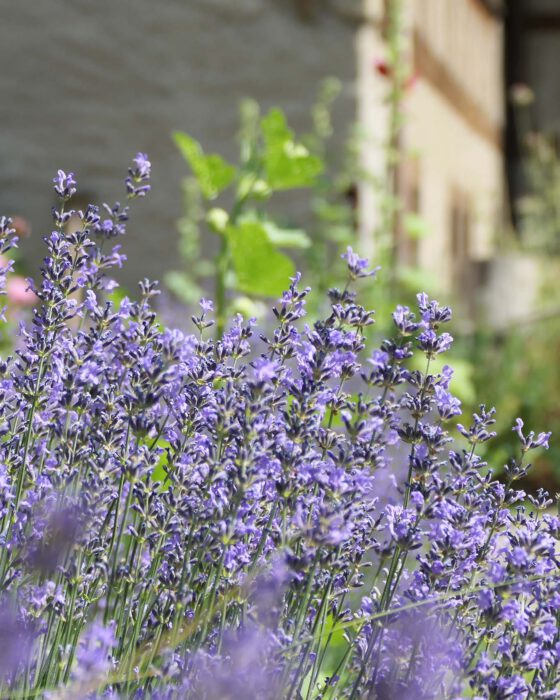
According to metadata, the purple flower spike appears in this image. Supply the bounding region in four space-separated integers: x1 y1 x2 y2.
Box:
53 169 77 200
200 297 214 314
252 356 280 384
435 386 462 420
417 329 453 357
513 417 552 452
385 505 422 550
341 246 380 280
73 621 116 682
133 152 151 179
392 305 420 335
126 152 151 198
0 160 555 699
416 292 452 328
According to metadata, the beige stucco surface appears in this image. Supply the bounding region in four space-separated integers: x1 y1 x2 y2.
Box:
406 79 503 289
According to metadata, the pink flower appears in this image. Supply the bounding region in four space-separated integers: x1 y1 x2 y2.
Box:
7 276 37 306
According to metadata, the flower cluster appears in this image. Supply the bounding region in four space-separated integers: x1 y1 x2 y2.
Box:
0 161 558 699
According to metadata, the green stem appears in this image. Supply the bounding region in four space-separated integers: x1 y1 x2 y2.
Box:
215 235 228 339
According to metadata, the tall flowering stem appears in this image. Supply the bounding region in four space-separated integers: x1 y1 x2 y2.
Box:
0 163 557 700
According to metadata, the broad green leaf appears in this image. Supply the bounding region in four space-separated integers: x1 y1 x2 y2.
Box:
173 131 236 199
237 175 271 200
261 221 311 249
227 221 295 297
261 109 323 189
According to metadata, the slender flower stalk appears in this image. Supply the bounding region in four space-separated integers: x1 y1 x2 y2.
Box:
0 161 557 700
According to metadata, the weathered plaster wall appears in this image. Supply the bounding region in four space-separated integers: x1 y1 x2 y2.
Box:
0 0 358 288
356 0 504 301
406 79 503 287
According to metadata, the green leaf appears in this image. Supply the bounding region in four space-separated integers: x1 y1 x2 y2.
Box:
260 221 311 249
150 439 171 487
173 131 236 199
237 175 271 201
227 221 295 297
261 109 323 190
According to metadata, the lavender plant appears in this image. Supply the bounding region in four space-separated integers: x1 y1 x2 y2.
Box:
0 159 558 699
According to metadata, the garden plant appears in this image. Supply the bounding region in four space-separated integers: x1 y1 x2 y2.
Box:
169 106 321 336
0 157 559 699
167 0 431 337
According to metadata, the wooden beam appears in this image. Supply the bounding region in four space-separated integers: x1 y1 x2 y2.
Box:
475 0 503 19
413 29 502 149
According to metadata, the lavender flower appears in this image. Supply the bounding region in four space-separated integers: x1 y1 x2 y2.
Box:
513 417 551 452
416 291 452 327
392 304 420 335
252 356 280 383
341 246 380 280
73 621 116 682
0 161 556 700
417 328 453 357
126 152 151 198
385 504 422 550
53 169 77 200
435 385 462 420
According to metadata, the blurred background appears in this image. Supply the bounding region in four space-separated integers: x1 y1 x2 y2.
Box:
1 0 560 489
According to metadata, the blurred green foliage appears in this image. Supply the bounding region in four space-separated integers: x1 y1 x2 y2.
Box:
472 320 560 491
169 101 331 335
469 89 560 491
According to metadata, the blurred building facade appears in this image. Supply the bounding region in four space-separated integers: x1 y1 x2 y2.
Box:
506 0 560 212
0 0 506 309
358 0 504 315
